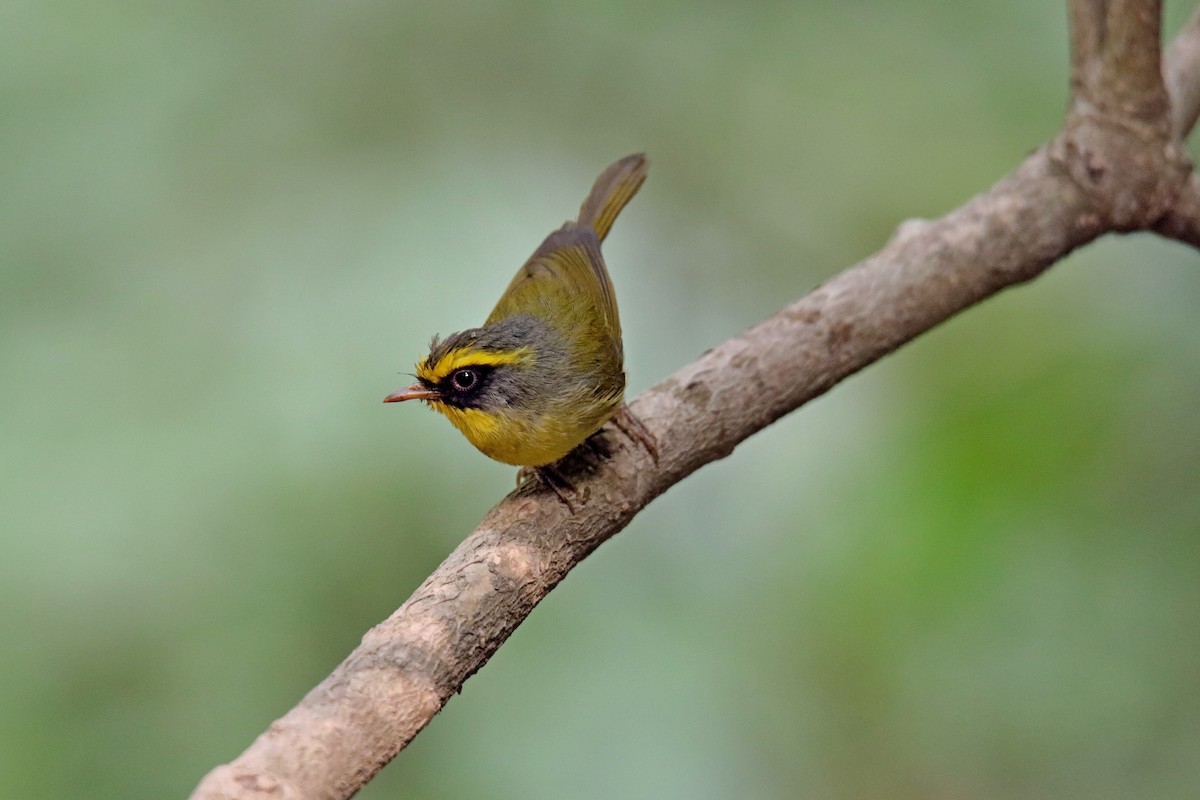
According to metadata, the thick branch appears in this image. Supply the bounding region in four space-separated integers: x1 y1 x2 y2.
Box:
191 4 1200 800
1060 0 1189 230
1069 0 1167 122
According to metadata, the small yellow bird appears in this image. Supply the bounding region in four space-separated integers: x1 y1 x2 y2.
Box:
385 154 655 496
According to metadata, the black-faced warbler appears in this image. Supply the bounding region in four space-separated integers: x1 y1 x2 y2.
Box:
385 154 655 493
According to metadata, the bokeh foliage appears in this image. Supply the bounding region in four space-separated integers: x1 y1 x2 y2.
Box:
2 2 1198 798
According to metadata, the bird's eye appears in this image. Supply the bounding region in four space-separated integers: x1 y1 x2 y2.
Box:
450 368 478 392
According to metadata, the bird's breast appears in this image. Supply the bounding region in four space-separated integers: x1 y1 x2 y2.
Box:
432 394 621 467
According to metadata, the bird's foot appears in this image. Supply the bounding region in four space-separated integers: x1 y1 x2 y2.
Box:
517 463 577 512
612 403 658 462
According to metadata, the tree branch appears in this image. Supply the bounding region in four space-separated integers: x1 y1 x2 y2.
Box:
1060 0 1190 231
191 4 1200 798
1068 0 1167 123
1154 4 1200 250
1166 6 1200 138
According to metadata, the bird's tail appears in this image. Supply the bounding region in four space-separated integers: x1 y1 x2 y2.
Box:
576 153 648 242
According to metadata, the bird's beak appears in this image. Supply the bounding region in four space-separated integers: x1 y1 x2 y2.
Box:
383 384 439 403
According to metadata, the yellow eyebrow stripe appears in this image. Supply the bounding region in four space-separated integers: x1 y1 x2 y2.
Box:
417 346 532 383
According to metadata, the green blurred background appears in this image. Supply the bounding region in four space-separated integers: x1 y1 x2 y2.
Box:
3 2 1199 798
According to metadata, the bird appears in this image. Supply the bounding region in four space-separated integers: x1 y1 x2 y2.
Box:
384 154 655 503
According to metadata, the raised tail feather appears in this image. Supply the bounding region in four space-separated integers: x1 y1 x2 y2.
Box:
575 153 648 241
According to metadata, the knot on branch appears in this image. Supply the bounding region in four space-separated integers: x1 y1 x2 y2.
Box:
1051 110 1192 231
192 766 303 800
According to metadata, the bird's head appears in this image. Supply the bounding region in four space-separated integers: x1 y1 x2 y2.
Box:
384 315 574 459
385 325 533 410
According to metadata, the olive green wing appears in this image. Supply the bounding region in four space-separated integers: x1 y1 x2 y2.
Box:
486 225 621 344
